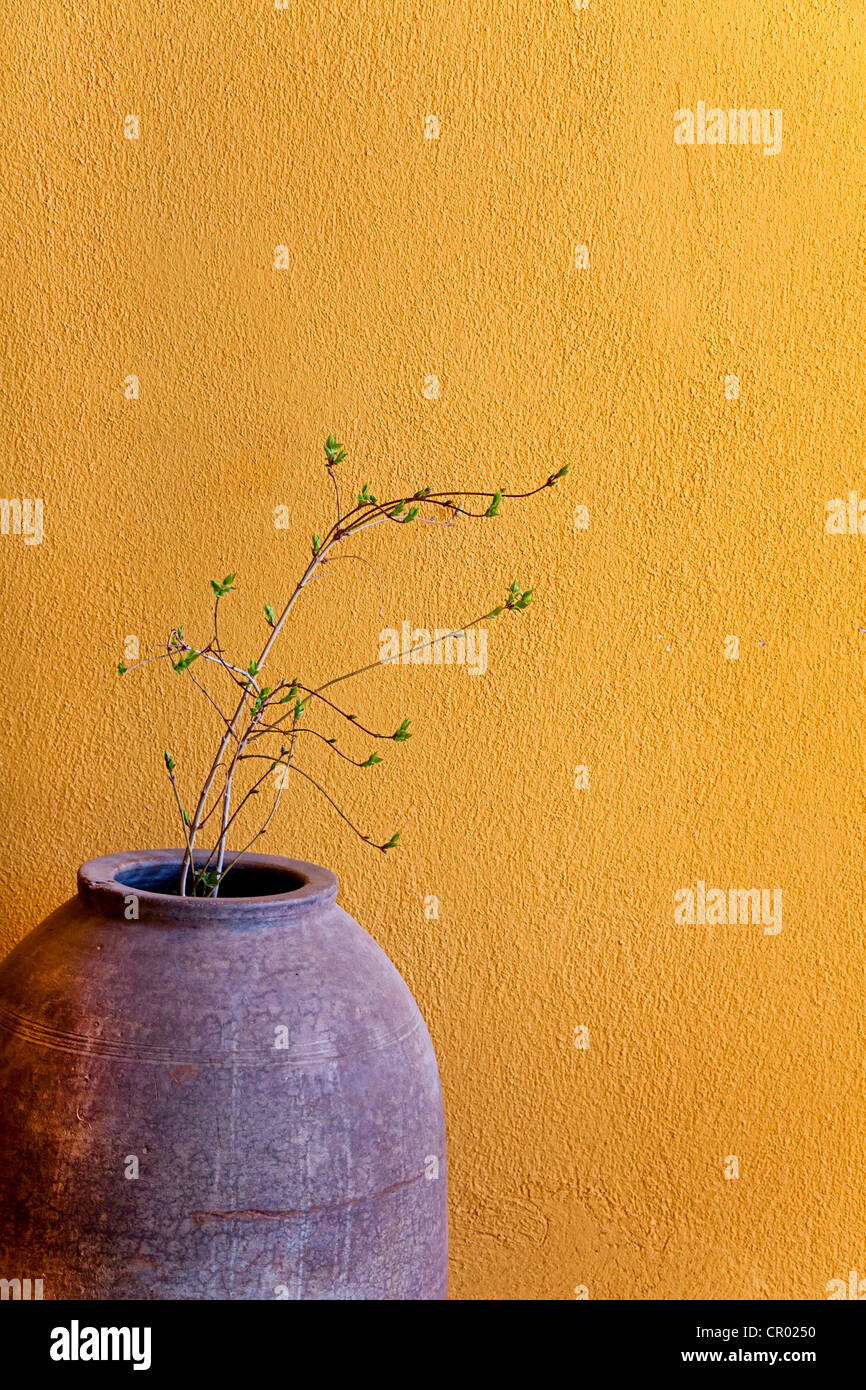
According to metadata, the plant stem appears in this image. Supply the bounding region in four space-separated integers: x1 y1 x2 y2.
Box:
175 478 552 894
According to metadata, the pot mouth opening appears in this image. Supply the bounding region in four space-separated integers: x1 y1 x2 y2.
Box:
115 860 306 899
77 850 338 923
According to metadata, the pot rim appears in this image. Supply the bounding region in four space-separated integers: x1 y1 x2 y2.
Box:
77 850 338 925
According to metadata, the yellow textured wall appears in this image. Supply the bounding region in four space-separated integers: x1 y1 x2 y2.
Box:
1 1 864 1299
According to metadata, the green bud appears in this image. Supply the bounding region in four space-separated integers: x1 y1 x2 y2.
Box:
117 661 127 675
485 489 503 518
264 603 275 626
164 750 176 773
360 752 383 767
382 831 401 851
324 434 345 465
173 649 200 672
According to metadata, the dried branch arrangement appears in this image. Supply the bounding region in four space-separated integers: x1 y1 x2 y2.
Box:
118 436 568 896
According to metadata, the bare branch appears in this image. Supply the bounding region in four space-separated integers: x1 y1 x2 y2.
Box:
287 764 387 850
119 438 564 895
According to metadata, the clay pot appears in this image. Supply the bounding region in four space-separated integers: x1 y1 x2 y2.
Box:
0 851 447 1299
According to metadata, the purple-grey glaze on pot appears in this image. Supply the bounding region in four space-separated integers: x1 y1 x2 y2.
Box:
0 851 447 1299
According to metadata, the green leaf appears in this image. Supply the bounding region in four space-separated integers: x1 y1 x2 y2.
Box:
164 750 176 773
173 649 200 672
548 464 569 483
248 660 259 677
485 489 503 518
393 718 412 742
294 698 306 719
360 752 383 767
413 487 432 499
264 603 276 626
389 501 406 518
505 581 534 612
182 809 190 826
489 606 503 618
312 533 322 555
358 483 378 505
324 435 345 465
117 661 127 675
382 831 401 851
404 506 419 522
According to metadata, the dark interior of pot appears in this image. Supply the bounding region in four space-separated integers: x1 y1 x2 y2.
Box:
114 861 307 898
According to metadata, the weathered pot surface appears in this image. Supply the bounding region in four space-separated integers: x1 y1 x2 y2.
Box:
0 850 448 1299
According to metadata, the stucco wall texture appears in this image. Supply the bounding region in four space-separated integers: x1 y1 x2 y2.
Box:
0 1 863 1300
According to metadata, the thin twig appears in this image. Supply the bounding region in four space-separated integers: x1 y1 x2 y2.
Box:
243 729 376 767
287 764 384 850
